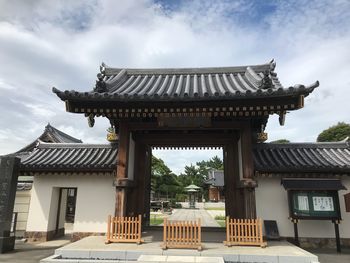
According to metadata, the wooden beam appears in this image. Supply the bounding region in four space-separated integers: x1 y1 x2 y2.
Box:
132 132 238 146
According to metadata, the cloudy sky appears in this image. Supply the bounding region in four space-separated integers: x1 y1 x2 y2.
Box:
0 0 349 174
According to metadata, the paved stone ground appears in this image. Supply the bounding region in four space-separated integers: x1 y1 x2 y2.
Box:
167 208 220 227
0 237 70 263
308 248 350 263
1 237 349 262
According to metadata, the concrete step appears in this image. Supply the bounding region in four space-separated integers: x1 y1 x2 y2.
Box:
138 255 224 263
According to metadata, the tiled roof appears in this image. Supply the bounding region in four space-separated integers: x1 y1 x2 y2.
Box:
254 142 350 174
205 170 224 187
14 124 82 155
19 141 350 174
281 178 346 190
20 142 117 172
53 60 319 102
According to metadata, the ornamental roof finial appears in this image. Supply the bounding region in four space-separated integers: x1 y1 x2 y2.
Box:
260 70 272 90
94 73 107 93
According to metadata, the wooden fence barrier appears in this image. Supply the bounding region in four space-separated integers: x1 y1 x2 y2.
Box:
224 217 267 248
162 218 202 250
105 215 143 244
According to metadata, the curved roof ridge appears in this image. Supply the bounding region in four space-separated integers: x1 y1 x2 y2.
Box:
37 141 115 149
102 62 273 76
11 124 82 155
45 124 82 143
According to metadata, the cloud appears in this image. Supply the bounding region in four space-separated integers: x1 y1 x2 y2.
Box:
0 0 349 173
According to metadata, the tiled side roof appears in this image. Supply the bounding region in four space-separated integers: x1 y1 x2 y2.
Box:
205 170 224 187
53 60 319 102
20 142 117 172
14 124 82 155
43 124 82 143
254 142 350 174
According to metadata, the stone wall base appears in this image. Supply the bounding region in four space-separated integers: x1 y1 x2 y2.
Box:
285 237 350 249
71 232 105 242
25 228 64 242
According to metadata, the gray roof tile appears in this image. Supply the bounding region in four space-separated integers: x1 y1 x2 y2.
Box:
12 124 82 156
254 142 350 174
20 142 117 172
19 141 350 174
53 60 319 102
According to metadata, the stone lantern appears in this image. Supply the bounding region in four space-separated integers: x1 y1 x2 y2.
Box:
185 184 201 209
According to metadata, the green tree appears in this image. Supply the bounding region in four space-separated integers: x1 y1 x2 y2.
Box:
196 155 223 180
270 139 290 143
151 156 181 199
317 122 350 142
178 164 201 187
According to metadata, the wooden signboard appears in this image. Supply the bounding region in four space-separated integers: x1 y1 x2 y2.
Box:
289 190 341 220
345 193 350 212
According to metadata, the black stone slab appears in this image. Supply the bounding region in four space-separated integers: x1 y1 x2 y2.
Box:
264 220 280 240
0 156 20 253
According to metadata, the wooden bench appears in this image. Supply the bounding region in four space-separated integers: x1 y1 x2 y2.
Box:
162 218 202 251
105 215 143 244
224 217 267 248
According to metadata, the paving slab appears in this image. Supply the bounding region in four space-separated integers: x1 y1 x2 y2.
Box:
167 209 220 227
51 236 319 263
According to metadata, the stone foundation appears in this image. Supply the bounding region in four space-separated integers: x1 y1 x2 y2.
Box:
25 228 65 242
285 236 350 249
71 232 105 242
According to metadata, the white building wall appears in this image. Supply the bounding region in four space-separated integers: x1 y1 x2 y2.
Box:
13 190 31 235
26 173 115 234
256 176 350 239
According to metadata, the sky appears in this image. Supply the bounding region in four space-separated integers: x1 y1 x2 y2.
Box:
0 0 349 174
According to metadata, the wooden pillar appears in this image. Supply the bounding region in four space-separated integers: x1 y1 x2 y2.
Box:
243 187 257 219
143 146 152 226
129 142 151 226
224 134 245 219
241 122 254 179
240 122 257 218
115 122 130 217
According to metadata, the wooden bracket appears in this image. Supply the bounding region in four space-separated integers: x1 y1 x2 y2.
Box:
279 111 286 126
114 178 135 188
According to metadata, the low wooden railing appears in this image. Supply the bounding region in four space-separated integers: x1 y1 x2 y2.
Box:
162 218 202 250
105 215 143 244
224 217 267 247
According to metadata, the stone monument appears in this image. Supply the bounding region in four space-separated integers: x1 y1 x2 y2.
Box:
0 156 20 253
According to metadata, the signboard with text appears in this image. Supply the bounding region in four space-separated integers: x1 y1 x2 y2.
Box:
289 190 341 220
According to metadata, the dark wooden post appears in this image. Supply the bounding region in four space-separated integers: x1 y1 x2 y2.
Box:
333 220 341 253
240 122 257 218
115 122 130 217
241 122 254 180
292 218 300 247
224 142 239 218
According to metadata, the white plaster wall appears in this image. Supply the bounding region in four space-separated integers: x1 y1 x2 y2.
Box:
14 190 31 232
26 173 115 233
47 187 60 231
256 176 350 239
26 176 52 232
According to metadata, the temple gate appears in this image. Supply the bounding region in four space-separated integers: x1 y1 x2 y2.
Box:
53 60 318 224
